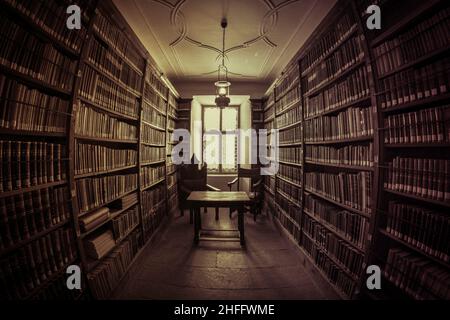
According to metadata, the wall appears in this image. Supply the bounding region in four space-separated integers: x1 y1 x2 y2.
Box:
175 81 269 99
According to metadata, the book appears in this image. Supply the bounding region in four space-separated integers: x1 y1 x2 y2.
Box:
140 165 165 190
75 104 138 141
87 229 142 299
304 193 369 249
0 12 77 91
373 6 450 77
75 142 137 175
301 231 357 297
112 206 139 241
304 106 374 142
79 207 110 232
384 156 449 202
79 65 140 118
305 143 374 167
384 105 450 144
87 37 142 93
305 171 373 214
385 201 449 263
0 227 76 299
384 247 450 299
141 123 166 145
76 173 138 213
300 10 357 74
84 230 115 260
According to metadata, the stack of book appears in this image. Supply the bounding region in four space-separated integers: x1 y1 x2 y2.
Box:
141 145 165 163
0 13 77 91
384 247 450 299
276 87 300 114
305 143 373 167
0 186 70 249
302 214 365 276
84 230 116 260
87 38 142 93
118 192 138 210
112 206 139 241
140 165 165 189
384 106 450 144
1 0 94 53
373 8 450 77
378 57 449 110
385 157 449 202
75 143 137 175
278 164 302 185
305 171 372 214
1 140 66 191
0 76 70 133
93 12 145 72
146 68 168 98
385 201 449 262
304 106 374 142
279 146 302 164
302 35 365 94
79 207 110 233
279 126 302 144
75 104 137 141
304 193 368 249
276 103 302 129
0 227 77 299
76 173 138 213
300 11 357 73
141 123 165 145
142 102 166 129
143 85 166 114
87 229 142 299
79 65 139 118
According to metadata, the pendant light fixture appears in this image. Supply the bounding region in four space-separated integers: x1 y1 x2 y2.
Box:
215 18 231 108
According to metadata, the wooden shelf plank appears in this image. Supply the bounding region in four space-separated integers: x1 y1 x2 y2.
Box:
0 180 67 199
305 188 371 218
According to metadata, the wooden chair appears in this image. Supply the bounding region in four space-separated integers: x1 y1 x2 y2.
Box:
178 155 221 223
227 166 263 221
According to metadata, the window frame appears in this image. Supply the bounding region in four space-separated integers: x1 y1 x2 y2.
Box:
202 105 240 174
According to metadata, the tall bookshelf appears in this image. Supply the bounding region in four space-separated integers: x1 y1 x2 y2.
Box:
262 91 276 217
166 91 179 216
0 0 179 300
274 63 303 244
262 0 450 300
0 0 97 300
356 0 450 300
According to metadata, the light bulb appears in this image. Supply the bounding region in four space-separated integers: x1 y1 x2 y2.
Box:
218 87 227 96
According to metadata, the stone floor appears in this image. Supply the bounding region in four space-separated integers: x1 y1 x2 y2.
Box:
113 209 336 300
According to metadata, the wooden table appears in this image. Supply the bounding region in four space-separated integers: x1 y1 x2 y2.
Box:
186 191 251 246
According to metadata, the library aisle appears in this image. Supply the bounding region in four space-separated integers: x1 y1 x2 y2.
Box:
114 209 337 300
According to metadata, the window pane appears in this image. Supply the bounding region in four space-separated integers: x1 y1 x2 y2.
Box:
222 133 237 172
204 107 220 131
222 108 238 131
203 132 220 172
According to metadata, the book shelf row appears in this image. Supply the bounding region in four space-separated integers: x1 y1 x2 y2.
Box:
0 0 182 300
262 0 450 300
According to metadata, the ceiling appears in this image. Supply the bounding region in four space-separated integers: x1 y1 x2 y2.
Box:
113 0 337 88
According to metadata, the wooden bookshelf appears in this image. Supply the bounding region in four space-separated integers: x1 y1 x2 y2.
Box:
0 0 181 300
355 0 450 300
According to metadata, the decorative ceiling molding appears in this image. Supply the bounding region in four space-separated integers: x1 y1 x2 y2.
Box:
146 0 302 78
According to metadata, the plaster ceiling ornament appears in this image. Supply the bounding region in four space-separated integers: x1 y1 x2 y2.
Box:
115 0 336 84
149 0 302 78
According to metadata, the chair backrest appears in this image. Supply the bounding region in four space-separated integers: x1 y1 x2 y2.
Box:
179 155 208 191
236 166 262 192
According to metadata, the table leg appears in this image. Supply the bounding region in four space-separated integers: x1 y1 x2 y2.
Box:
238 207 245 246
194 207 200 245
